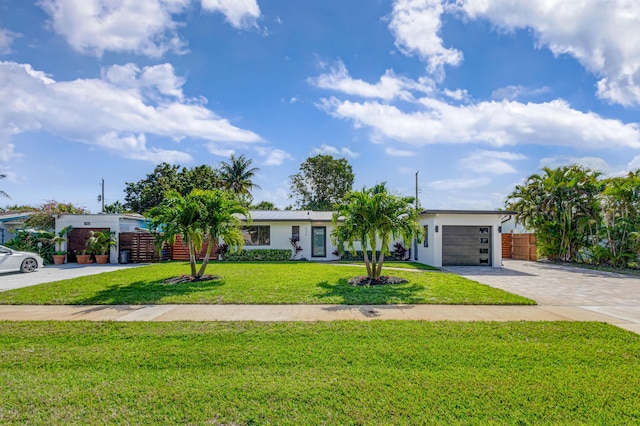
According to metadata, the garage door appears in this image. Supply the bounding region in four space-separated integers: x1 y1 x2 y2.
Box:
442 226 491 266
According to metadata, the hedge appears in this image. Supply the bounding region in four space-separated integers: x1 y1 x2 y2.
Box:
222 249 292 262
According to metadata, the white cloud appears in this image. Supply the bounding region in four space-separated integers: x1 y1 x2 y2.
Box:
389 0 463 79
427 177 490 190
538 155 612 173
308 60 434 101
459 150 526 174
96 132 193 163
311 143 359 158
385 147 413 157
206 145 235 157
319 96 640 149
0 61 261 163
442 88 469 102
39 0 189 57
456 0 640 106
39 0 260 57
0 29 20 55
491 85 551 101
256 147 293 166
201 0 261 29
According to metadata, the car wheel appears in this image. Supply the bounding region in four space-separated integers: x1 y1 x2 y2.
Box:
20 258 38 273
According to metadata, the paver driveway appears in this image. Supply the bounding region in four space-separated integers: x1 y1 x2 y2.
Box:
444 259 640 333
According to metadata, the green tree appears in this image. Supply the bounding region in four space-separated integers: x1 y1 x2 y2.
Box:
331 183 420 281
506 165 602 262
289 155 354 210
104 201 128 214
148 189 248 278
597 171 640 267
180 164 219 194
218 154 261 205
25 201 89 230
124 163 183 214
252 201 278 210
124 163 220 214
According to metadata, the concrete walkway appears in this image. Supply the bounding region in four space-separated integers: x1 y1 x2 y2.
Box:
0 260 638 334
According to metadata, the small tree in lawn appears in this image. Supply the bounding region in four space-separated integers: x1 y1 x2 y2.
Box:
148 189 248 278
332 183 420 282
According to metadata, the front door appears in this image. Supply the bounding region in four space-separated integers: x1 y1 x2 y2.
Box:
311 226 326 258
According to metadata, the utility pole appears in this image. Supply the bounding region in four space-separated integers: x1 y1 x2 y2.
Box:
414 170 419 260
100 178 105 213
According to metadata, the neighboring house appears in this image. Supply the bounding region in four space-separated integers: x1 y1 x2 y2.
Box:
0 211 34 244
55 214 150 263
239 210 339 261
416 210 514 268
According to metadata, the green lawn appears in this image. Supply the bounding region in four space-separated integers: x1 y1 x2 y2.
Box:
1 321 638 425
0 262 533 305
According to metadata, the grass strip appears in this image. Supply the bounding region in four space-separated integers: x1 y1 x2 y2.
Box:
0 262 533 305
0 320 638 425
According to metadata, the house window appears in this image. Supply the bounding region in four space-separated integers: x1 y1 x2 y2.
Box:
292 226 300 241
423 225 428 247
242 226 270 246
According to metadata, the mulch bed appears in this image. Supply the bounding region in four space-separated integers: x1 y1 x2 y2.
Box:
163 275 221 285
348 276 408 286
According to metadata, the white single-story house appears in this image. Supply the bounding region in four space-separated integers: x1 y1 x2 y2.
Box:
54 209 512 267
241 209 512 267
0 211 34 244
55 214 149 263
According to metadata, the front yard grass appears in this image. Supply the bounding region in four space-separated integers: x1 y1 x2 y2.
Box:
1 321 638 424
0 262 534 305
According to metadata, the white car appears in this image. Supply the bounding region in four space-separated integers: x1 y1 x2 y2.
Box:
0 244 44 273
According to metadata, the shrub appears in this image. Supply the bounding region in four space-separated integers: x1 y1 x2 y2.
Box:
222 249 292 262
340 251 383 262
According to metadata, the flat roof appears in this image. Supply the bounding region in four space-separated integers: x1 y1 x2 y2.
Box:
421 209 515 215
244 210 334 222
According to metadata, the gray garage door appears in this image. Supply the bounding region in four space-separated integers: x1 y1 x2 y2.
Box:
442 226 492 266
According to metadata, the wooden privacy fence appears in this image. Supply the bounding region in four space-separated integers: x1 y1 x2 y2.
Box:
119 232 168 263
169 235 218 261
502 233 537 261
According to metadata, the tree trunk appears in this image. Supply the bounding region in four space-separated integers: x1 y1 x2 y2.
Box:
188 241 197 277
362 245 373 280
197 236 213 277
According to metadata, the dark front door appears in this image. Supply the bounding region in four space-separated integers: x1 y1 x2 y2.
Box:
311 226 326 258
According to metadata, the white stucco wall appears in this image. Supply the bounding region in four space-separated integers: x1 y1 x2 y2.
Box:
240 221 340 261
55 214 148 263
416 213 506 268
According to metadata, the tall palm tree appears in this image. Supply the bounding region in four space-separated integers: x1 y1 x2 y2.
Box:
218 154 261 204
332 183 420 281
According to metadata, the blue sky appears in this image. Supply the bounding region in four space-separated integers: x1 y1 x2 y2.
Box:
1 0 640 212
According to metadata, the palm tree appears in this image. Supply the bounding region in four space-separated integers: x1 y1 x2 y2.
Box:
148 189 248 278
0 174 10 199
190 189 249 277
218 154 261 204
332 183 420 281
506 165 601 262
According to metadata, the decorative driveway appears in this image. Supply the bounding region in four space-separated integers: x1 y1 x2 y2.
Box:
444 259 640 333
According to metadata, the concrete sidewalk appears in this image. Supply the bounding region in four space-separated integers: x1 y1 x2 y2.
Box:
0 304 638 334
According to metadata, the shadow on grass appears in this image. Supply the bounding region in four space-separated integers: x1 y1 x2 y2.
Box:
314 278 425 305
76 277 225 305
